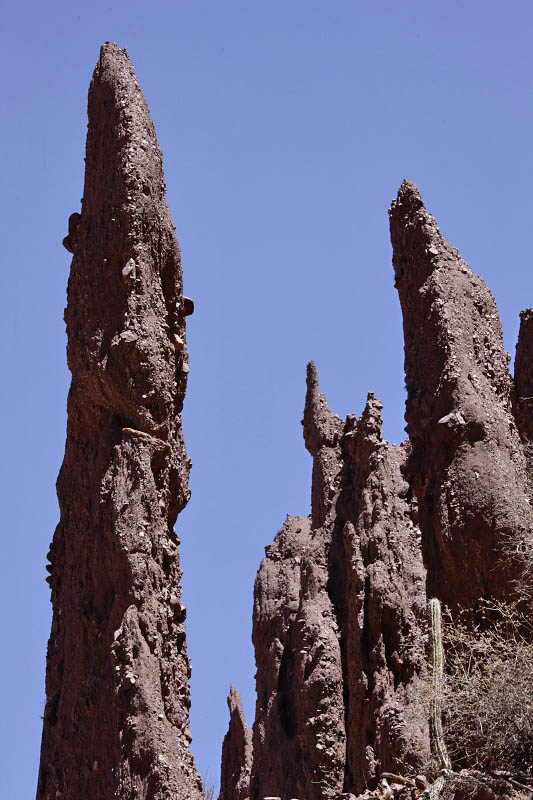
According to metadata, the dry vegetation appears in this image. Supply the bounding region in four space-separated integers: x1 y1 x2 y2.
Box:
440 600 533 773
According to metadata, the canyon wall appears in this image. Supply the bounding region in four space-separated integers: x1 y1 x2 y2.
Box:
37 43 202 800
220 182 533 800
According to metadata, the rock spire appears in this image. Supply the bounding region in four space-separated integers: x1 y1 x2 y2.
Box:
235 182 533 799
389 180 532 610
219 686 253 800
249 367 428 799
37 43 202 799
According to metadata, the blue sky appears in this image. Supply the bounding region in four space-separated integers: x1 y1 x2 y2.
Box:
2 2 533 796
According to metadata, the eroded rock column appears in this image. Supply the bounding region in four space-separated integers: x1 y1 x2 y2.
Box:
219 686 253 800
37 43 202 800
249 365 429 800
389 181 533 609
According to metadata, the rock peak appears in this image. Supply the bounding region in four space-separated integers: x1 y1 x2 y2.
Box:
303 360 343 457
220 686 253 800
37 45 201 800
397 177 422 201
390 180 532 607
227 684 244 714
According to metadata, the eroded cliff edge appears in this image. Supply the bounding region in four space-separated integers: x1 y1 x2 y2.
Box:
220 182 533 800
37 43 202 800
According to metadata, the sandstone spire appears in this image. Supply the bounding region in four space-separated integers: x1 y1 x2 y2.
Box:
37 43 202 799
389 180 533 609
249 364 428 800
219 686 253 800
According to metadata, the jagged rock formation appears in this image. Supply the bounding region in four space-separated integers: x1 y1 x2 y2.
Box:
219 686 253 800
230 182 533 800
37 43 202 800
249 366 429 800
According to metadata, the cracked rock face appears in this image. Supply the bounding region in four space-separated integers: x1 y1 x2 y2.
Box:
240 183 533 800
37 43 202 800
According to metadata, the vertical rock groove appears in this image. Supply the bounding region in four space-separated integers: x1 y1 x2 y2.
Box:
37 43 202 800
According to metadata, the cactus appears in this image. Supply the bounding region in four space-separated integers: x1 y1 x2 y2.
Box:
428 598 451 773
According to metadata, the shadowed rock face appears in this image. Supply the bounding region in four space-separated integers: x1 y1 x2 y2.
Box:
219 686 253 800
239 183 533 800
37 43 202 800
515 308 533 443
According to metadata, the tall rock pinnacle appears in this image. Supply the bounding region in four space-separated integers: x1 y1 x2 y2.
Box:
389 180 533 609
231 182 533 799
219 686 253 800
37 43 202 799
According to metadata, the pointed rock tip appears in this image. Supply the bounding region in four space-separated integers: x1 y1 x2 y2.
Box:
306 360 318 387
303 360 343 454
365 389 383 413
304 361 319 414
304 361 320 416
398 179 422 200
99 41 130 62
359 390 384 442
389 179 425 218
227 685 243 714
94 41 138 89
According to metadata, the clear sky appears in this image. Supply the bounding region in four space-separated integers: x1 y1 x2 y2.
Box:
2 1 532 796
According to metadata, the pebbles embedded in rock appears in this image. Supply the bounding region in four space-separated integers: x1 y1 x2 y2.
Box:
121 257 136 281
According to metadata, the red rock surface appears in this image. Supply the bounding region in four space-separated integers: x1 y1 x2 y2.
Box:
219 686 253 800
249 364 429 800
238 183 533 800
37 43 202 800
390 181 532 610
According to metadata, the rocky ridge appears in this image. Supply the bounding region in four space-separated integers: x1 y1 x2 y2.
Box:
220 182 533 800
37 43 202 800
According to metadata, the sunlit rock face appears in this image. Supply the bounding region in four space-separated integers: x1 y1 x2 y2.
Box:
37 43 202 800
